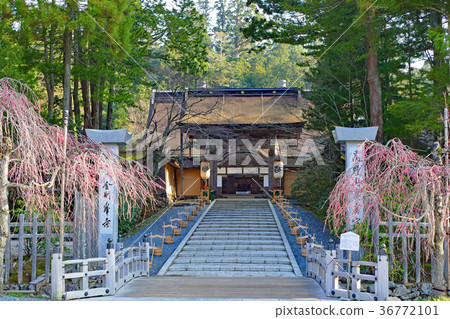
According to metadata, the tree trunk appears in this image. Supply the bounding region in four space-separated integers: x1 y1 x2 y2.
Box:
98 101 103 130
73 29 81 125
90 82 99 129
432 191 448 297
62 21 72 129
80 39 91 130
44 73 55 119
365 9 383 143
43 42 55 119
106 86 114 130
81 79 91 129
0 138 11 292
98 78 105 129
73 77 80 124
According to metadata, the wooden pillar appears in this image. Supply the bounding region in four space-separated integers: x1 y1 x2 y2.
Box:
73 192 98 259
268 146 275 191
180 128 184 198
211 160 218 193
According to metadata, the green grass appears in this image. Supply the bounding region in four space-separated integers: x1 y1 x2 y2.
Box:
120 205 171 238
428 297 450 301
7 256 46 284
4 292 48 299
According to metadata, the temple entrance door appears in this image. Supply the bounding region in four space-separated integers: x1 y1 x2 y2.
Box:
221 174 264 195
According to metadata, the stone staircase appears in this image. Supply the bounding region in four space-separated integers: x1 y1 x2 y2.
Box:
159 199 301 277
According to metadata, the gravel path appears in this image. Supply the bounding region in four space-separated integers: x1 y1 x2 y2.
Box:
271 202 337 275
0 295 50 301
122 202 207 275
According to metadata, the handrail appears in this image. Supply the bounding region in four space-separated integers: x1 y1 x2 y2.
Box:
51 239 150 300
305 243 389 301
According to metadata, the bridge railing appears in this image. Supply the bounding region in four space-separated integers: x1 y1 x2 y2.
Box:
51 238 150 300
306 242 389 301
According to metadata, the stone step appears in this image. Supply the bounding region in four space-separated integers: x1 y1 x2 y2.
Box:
182 244 286 251
168 263 294 272
189 235 282 241
200 220 276 223
192 231 280 236
202 220 274 223
196 224 277 229
195 226 278 231
201 217 274 222
158 199 301 278
164 270 297 277
207 211 273 217
186 239 284 246
178 250 288 258
196 225 278 228
172 256 292 265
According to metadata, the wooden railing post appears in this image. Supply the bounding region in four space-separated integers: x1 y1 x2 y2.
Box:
45 213 51 283
105 238 116 295
325 239 337 297
143 235 150 276
352 263 361 292
5 215 11 284
51 242 64 301
325 249 337 297
18 214 24 284
305 238 312 277
31 215 38 281
81 260 89 291
116 234 123 251
377 244 389 301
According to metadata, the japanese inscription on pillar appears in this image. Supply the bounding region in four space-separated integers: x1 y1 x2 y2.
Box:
98 170 117 239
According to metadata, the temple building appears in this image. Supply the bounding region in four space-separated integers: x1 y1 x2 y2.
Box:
147 82 319 201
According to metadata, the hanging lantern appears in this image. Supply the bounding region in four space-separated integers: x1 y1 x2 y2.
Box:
273 160 284 179
200 161 211 179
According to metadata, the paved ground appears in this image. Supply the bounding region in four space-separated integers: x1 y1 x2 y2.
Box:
159 199 301 277
88 276 330 300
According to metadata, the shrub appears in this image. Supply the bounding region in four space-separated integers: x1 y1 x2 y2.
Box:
290 164 337 221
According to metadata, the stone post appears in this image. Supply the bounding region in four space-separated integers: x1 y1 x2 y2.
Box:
332 127 378 228
105 238 116 296
86 129 132 257
325 249 337 297
377 244 389 301
143 235 150 276
51 242 64 301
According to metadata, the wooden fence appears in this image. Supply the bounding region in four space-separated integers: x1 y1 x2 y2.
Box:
51 238 150 300
373 216 446 284
306 242 389 301
4 213 73 286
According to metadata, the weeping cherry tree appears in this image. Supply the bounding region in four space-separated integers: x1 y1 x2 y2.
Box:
327 138 449 295
0 79 158 291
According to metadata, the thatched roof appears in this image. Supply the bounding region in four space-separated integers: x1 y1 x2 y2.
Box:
154 88 311 125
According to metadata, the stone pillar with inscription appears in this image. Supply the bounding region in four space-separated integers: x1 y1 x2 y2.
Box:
86 129 132 257
332 127 378 228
